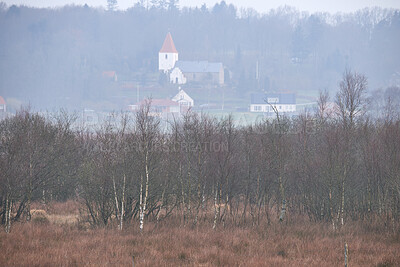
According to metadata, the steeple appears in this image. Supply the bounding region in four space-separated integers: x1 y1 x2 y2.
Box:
160 32 178 53
159 32 179 72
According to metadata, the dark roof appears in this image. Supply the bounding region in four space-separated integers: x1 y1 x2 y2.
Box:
251 93 296 105
175 61 222 73
160 32 178 53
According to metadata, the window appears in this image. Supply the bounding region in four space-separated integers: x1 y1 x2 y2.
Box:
165 54 168 59
254 105 262 111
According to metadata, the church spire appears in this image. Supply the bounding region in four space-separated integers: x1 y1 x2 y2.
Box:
160 32 178 53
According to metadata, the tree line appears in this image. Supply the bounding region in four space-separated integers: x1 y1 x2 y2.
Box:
0 2 399 109
1 71 400 233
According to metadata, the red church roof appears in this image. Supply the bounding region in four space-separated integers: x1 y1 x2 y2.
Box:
159 32 178 53
0 96 5 105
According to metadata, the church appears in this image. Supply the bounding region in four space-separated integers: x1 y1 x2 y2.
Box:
158 33 224 85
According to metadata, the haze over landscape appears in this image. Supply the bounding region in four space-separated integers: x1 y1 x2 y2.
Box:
4 0 400 13
1 1 400 266
0 0 399 115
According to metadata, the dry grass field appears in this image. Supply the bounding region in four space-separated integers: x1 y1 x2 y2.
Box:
1 201 399 267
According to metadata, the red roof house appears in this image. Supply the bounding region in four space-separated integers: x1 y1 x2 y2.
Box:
102 71 118 82
0 96 6 113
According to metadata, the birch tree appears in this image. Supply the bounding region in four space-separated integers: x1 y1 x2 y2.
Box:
335 69 367 227
135 100 161 231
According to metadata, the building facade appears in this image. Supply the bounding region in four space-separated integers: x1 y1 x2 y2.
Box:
170 61 224 85
159 33 224 85
250 93 296 113
172 89 194 108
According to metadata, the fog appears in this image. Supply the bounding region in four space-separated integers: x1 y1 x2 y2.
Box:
5 0 400 13
0 1 399 114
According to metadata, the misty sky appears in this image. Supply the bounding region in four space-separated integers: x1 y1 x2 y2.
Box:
3 0 400 13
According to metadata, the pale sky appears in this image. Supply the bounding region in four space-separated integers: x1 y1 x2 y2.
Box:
3 0 400 13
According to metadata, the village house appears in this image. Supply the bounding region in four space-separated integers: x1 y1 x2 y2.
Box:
128 90 194 116
172 89 194 112
102 71 118 82
158 32 224 85
250 93 296 113
172 89 194 107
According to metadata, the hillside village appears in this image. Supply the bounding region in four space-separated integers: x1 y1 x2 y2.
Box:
2 5 399 123
2 4 400 267
77 32 299 124
0 32 301 124
1 3 399 122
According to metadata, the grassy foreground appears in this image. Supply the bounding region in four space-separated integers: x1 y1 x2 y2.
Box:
1 202 399 266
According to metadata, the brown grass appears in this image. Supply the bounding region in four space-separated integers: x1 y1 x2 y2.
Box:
1 202 400 266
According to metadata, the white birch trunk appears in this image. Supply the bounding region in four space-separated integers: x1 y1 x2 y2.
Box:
329 188 336 230
140 153 150 231
5 196 11 233
143 154 149 226
341 177 345 226
112 176 120 224
139 174 144 231
120 173 126 231
213 184 219 229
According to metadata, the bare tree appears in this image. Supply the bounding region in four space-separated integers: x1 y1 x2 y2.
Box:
0 109 77 232
335 69 368 128
334 70 368 227
135 100 161 231
316 89 330 124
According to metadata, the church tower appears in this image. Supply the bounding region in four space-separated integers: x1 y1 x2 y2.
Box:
159 32 178 72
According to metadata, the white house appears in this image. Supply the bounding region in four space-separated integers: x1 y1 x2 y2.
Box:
159 32 179 72
82 109 99 126
250 93 296 113
172 89 194 108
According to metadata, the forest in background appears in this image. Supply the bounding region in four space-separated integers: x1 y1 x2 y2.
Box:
0 1 399 110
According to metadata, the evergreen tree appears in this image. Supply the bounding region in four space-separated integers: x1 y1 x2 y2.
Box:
107 0 118 11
